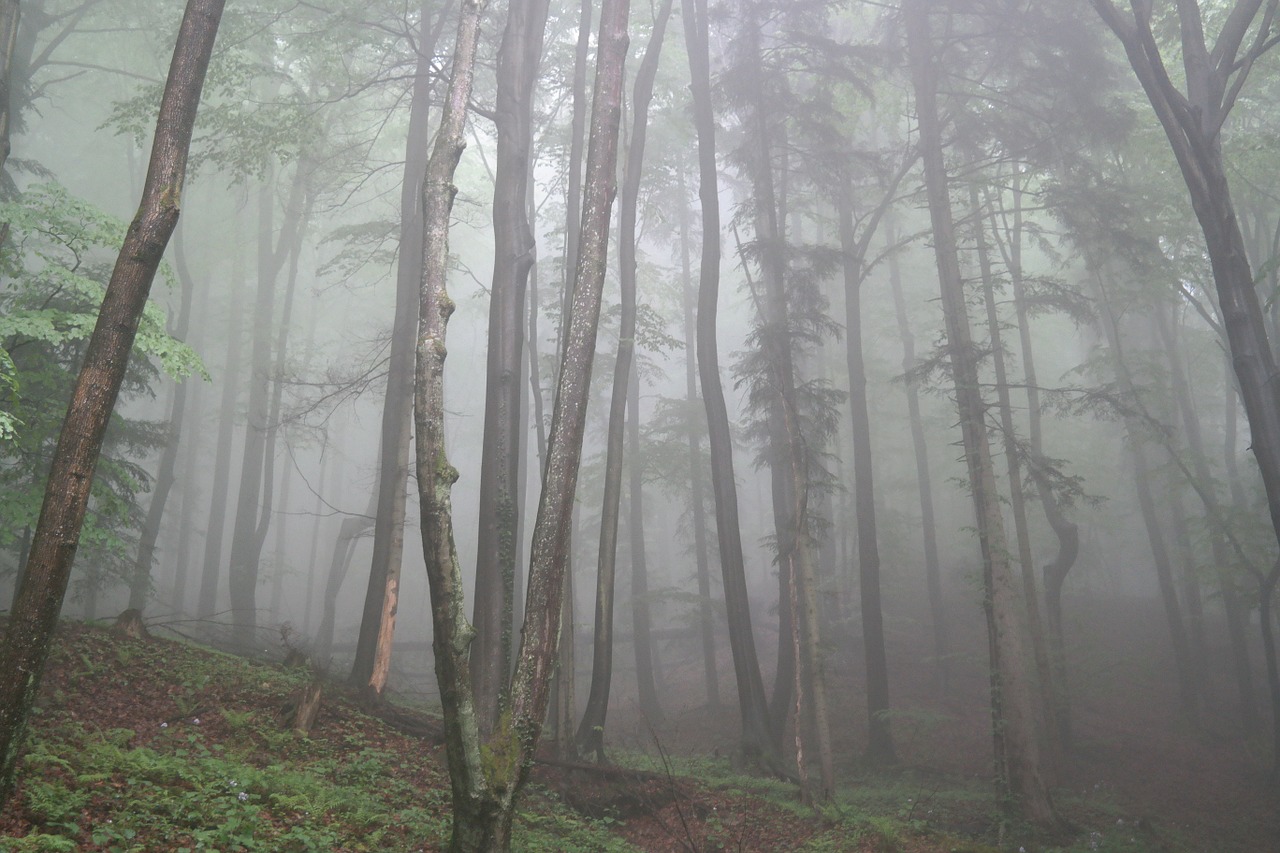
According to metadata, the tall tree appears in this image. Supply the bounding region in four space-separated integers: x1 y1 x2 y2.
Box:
576 0 672 760
415 0 630 845
0 0 225 805
1089 0 1280 773
682 0 776 769
470 0 551 730
349 0 448 701
904 0 1059 828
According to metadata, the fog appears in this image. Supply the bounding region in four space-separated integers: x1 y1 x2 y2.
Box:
3 0 1277 829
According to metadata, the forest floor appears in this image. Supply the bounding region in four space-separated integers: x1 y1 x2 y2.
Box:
0 594 1276 851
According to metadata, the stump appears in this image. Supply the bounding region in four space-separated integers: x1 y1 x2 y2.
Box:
278 681 324 735
113 609 150 640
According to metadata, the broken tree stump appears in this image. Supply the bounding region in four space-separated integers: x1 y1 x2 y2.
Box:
278 681 324 735
112 609 150 640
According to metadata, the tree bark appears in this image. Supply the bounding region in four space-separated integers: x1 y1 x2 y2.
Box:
227 165 305 640
989 178 1078 747
1154 304 1258 729
576 0 671 760
0 0 224 806
196 228 245 620
885 214 948 693
837 183 896 767
471 0 550 731
970 184 1060 771
1094 275 1200 721
682 0 775 767
349 0 446 700
904 0 1058 828
678 167 719 710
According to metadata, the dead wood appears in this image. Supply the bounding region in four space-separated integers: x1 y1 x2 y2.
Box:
278 681 324 734
113 609 150 640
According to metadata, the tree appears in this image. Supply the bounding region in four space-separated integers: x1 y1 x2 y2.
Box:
348 0 450 702
681 0 777 770
1088 0 1280 776
576 0 672 760
903 0 1059 828
414 0 630 845
470 0 550 730
0 0 225 805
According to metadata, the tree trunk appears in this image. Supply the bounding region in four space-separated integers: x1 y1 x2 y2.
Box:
471 0 550 731
970 184 1060 771
991 178 1078 747
682 0 775 768
628 359 663 725
1155 304 1258 730
885 214 948 693
1094 276 1200 721
837 184 895 767
349 0 445 700
416 0 630 846
314 489 378 664
0 0 224 806
576 0 670 760
678 168 719 710
904 0 1058 828
128 224 197 612
227 166 305 640
196 229 245 620
735 8 829 793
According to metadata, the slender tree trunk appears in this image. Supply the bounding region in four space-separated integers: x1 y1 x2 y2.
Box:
415 0 630 845
990 179 1078 747
735 9 829 790
837 185 895 767
472 0 550 730
678 168 719 710
1155 305 1258 729
197 224 245 620
227 167 305 640
0 0 224 805
970 185 1060 771
127 226 196 611
313 494 377 664
302 434 331 638
628 360 663 724
350 1 445 699
682 0 775 767
576 0 670 759
885 215 948 693
506 0 630 798
904 0 1058 828
1094 276 1200 721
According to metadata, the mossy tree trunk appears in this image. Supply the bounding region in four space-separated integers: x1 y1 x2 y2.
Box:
414 0 630 847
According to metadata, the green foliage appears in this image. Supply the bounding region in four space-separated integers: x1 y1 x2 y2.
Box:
0 182 204 595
